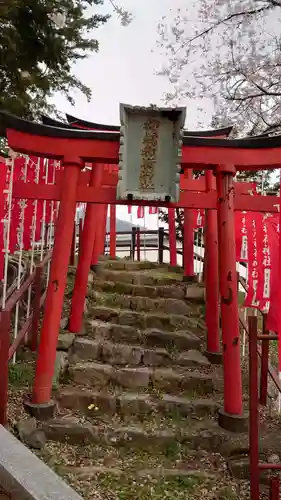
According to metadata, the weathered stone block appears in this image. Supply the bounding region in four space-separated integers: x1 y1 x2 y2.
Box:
102 342 143 365
73 338 101 361
118 393 155 416
152 369 214 394
42 418 99 444
57 387 117 415
142 348 172 366
144 329 201 350
57 333 75 351
17 418 46 450
114 367 151 389
69 362 113 387
89 306 119 323
177 350 210 368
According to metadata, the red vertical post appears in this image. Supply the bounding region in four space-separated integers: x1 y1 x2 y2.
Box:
32 161 81 405
110 204 117 259
69 164 103 333
91 203 108 267
205 170 221 362
216 165 244 427
168 208 177 266
248 315 260 500
183 169 195 281
259 314 269 406
0 310 11 425
269 477 280 500
278 172 281 382
30 265 42 352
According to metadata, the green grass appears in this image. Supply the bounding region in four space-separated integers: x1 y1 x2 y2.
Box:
88 473 204 500
8 361 34 388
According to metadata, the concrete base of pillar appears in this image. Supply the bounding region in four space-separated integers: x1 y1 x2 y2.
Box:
218 408 248 433
24 398 56 421
205 350 223 365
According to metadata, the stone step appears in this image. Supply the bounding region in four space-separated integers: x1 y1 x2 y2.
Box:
90 277 205 302
94 269 183 287
68 362 214 394
57 387 219 419
88 306 205 334
99 259 184 274
85 320 202 351
72 337 210 368
99 260 162 271
42 417 233 454
88 290 202 316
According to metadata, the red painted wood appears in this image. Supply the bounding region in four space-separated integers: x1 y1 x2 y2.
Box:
183 170 195 278
205 171 220 355
12 181 279 212
32 162 81 404
91 203 108 266
259 315 269 406
248 316 260 500
6 129 119 163
181 176 257 193
217 170 242 415
69 163 104 333
7 128 281 169
168 208 177 266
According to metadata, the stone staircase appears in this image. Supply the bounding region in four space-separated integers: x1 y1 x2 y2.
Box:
30 259 263 498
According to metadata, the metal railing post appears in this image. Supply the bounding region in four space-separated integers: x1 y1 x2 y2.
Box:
131 227 136 260
158 227 164 264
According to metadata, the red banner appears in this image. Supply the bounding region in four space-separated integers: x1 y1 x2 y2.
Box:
266 215 279 333
149 207 158 215
0 162 7 279
244 213 264 309
137 206 145 219
192 209 205 228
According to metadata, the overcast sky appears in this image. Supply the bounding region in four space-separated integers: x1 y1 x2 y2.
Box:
52 0 213 228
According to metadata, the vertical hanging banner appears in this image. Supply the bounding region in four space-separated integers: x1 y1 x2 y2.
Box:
35 158 45 242
137 206 145 219
244 213 264 309
235 211 248 262
256 216 271 312
23 156 38 251
196 209 204 228
149 206 158 215
9 157 26 254
191 209 205 229
266 216 279 332
0 161 7 280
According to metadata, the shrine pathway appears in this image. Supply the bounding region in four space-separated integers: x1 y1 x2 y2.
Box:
12 259 281 499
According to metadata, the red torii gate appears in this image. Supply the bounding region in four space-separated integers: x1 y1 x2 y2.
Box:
50 114 262 367
1 111 280 434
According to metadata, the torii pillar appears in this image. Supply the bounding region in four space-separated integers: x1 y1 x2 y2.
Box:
216 164 246 432
204 170 221 364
